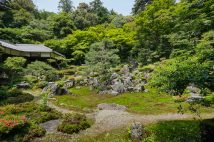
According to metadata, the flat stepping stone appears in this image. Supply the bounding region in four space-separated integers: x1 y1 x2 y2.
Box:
40 119 61 133
97 103 127 111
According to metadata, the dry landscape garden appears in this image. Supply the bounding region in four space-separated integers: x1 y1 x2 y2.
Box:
0 0 214 141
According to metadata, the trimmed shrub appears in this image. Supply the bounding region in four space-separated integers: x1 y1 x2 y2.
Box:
149 57 211 95
0 115 27 136
22 124 46 142
58 113 91 134
0 89 34 105
24 61 57 81
6 93 34 104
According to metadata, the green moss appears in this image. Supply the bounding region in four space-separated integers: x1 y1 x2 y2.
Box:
54 87 178 114
54 87 214 114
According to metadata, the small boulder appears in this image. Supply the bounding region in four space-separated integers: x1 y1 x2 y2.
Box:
99 90 110 95
16 82 31 89
133 84 145 92
130 122 144 142
64 80 74 89
186 96 204 103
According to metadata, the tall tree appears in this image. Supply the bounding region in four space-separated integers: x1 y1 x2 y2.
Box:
0 0 11 10
9 0 36 12
90 0 109 24
58 0 74 13
136 0 176 64
48 12 75 38
132 0 151 14
4 57 26 83
72 2 98 30
85 40 120 89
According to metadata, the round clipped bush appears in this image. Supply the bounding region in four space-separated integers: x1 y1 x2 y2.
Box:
57 113 91 134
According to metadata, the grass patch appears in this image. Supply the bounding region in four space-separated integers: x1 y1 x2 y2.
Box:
144 120 201 142
54 87 112 112
77 119 214 142
53 87 184 114
77 127 130 142
53 87 214 114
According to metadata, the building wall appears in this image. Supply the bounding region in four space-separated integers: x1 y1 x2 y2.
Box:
41 52 51 57
1 46 62 58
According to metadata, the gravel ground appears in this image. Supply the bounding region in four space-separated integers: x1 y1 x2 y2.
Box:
35 102 214 141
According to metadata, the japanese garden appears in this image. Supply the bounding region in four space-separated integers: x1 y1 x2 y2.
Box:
0 0 213 141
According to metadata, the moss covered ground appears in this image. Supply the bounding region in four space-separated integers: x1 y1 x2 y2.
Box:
53 87 214 114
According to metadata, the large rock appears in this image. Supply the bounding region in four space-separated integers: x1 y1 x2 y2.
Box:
111 81 125 93
40 119 61 133
97 103 127 111
16 82 31 89
186 84 201 94
42 82 68 97
130 122 144 141
186 84 204 103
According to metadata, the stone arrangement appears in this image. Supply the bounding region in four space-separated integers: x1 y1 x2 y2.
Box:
42 82 69 97
92 65 147 95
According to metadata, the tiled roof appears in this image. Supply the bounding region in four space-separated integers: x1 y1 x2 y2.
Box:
0 40 52 52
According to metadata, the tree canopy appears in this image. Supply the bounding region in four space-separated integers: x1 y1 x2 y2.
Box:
0 0 213 93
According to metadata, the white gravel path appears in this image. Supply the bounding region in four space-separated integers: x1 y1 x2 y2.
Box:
46 102 214 136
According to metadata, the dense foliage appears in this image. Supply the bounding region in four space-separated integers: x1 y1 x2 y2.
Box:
0 0 213 94
24 61 57 81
